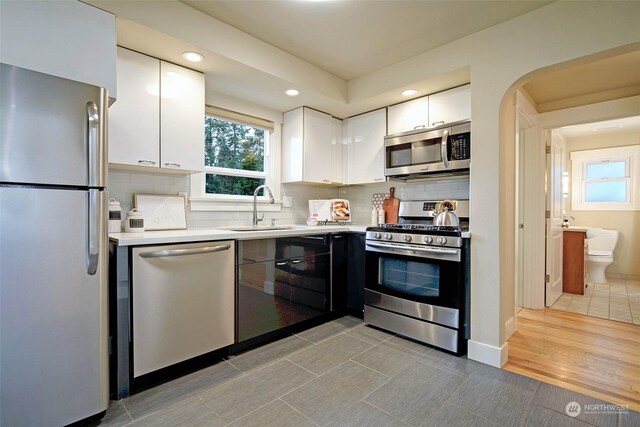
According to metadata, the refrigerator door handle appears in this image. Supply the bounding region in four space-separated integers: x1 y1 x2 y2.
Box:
87 101 101 187
87 189 100 275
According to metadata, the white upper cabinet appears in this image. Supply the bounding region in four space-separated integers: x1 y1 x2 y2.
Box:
0 1 116 99
331 118 344 184
160 61 205 172
428 84 471 127
282 107 337 184
344 109 387 185
109 48 159 168
109 48 205 173
387 96 429 135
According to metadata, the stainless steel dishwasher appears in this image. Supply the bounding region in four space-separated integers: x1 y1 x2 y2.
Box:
132 241 235 377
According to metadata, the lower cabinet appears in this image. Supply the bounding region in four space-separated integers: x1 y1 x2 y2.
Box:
563 230 588 295
347 233 366 315
237 235 330 342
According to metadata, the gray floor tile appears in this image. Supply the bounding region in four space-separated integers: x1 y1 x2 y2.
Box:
228 399 316 427
89 400 132 427
122 361 242 420
325 401 408 427
384 335 434 359
522 404 591 427
619 407 640 426
287 333 374 375
423 400 500 427
227 334 313 372
446 363 540 426
364 360 466 426
531 382 617 427
199 359 316 424
131 397 225 427
296 316 362 343
344 324 395 344
353 340 423 377
282 360 389 425
414 347 481 379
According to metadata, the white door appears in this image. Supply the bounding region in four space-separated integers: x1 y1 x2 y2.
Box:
545 130 564 306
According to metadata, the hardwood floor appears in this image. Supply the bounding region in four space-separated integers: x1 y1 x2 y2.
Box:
504 308 640 412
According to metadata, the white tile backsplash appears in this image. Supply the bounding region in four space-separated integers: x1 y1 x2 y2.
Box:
108 170 469 229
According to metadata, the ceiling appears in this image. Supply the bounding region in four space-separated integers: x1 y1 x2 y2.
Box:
179 0 553 80
557 115 640 139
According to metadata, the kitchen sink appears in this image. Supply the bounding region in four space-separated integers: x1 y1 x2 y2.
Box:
224 226 296 232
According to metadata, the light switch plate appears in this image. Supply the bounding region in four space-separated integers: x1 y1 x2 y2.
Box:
282 196 292 207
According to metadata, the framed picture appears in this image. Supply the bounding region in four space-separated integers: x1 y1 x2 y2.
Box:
133 193 187 231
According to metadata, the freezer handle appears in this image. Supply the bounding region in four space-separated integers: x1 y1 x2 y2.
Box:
87 189 100 275
87 101 103 187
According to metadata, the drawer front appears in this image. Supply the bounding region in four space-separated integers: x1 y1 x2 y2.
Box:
238 238 279 264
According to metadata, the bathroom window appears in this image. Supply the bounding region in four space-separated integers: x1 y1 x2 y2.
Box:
571 145 640 211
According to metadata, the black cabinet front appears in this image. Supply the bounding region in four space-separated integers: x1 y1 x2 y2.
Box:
237 236 330 342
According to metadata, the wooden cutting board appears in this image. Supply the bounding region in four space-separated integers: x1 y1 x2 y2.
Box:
382 187 400 224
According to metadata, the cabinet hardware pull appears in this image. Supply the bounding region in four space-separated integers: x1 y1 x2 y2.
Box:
276 261 289 266
322 180 330 183
138 160 157 166
139 244 231 258
413 125 426 130
292 259 303 264
374 178 385 182
164 162 181 168
432 121 445 126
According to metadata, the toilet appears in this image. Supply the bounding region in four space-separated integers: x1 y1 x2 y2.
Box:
586 228 619 284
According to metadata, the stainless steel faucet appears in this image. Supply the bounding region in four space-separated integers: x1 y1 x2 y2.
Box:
253 185 275 226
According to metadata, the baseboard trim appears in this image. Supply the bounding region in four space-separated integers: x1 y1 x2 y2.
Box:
606 272 640 282
468 340 509 368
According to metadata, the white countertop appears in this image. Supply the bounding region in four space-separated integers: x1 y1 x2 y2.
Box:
110 225 368 246
563 226 588 233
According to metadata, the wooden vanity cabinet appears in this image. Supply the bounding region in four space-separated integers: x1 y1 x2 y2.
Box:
562 230 588 295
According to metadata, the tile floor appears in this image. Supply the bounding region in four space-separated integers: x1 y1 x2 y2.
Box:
91 317 640 427
550 278 640 324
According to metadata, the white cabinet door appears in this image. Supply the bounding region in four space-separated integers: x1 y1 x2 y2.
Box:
108 48 159 168
160 61 205 172
428 85 471 127
387 96 429 135
0 1 116 98
282 107 334 184
331 118 344 184
303 108 333 184
345 109 387 185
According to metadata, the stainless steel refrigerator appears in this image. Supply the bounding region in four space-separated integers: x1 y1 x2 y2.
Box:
0 63 109 426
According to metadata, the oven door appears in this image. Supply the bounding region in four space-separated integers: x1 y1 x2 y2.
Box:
364 241 463 310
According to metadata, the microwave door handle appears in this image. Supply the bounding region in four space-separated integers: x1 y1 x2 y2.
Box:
441 128 450 168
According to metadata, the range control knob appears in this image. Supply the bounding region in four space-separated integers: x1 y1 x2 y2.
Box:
403 234 412 242
384 233 393 240
423 236 433 244
437 236 447 245
373 232 382 239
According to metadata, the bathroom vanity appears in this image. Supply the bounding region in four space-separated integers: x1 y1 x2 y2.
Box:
563 229 588 294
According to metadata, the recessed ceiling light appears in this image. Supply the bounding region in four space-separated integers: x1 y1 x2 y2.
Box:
182 51 204 63
402 89 418 96
286 89 300 96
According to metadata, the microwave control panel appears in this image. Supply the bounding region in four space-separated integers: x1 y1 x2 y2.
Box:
450 132 470 160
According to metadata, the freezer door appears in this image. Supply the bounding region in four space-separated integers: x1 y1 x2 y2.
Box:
0 63 108 188
0 186 108 426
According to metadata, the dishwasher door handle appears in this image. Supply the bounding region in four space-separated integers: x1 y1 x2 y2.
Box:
139 244 231 258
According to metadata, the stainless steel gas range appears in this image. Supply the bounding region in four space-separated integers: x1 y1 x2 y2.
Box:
364 200 470 355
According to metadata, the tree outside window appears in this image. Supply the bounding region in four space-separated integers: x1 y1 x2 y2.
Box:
204 116 268 196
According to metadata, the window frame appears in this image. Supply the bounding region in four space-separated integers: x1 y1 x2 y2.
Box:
570 145 640 211
190 106 281 212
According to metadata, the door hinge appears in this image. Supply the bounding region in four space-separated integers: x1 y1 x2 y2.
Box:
545 210 550 218
545 274 550 283
546 146 551 154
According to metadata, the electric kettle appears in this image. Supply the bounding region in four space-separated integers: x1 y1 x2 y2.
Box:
433 200 460 226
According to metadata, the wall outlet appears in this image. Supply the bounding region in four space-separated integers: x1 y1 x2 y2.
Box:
282 196 292 207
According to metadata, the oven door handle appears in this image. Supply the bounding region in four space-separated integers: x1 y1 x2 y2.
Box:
366 241 459 255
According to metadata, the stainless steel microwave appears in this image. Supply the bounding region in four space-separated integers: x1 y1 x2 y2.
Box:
384 120 470 179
